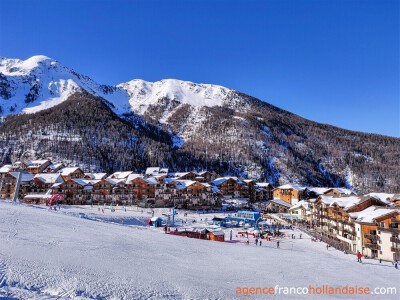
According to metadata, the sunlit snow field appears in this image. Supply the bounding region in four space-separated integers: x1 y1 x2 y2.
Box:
0 201 399 299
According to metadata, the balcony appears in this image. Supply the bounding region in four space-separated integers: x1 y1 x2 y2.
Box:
390 247 400 253
378 226 400 233
364 243 378 250
364 234 378 242
390 236 400 244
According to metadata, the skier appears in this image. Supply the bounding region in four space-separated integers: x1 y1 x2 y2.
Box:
357 251 362 263
394 260 398 269
255 238 258 246
326 244 329 250
259 240 262 246
277 241 280 248
300 234 302 239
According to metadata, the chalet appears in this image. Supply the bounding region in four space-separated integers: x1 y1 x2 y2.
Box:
0 172 33 199
196 171 213 183
206 229 225 242
211 177 248 199
264 198 292 213
51 178 89 204
352 207 399 260
272 184 306 205
31 173 64 193
25 160 52 174
59 167 85 181
289 200 311 220
312 195 389 252
254 182 274 201
174 180 219 209
43 162 65 173
126 177 157 202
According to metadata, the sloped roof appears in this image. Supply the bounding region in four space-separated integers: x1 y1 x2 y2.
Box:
59 167 82 176
34 173 63 184
268 198 292 208
211 177 238 186
9 172 34 182
274 184 306 191
324 188 355 195
0 165 12 173
289 200 310 211
85 173 107 180
351 206 398 224
108 171 133 179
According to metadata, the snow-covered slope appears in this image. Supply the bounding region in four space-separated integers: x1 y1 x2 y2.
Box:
118 78 232 115
1 201 399 299
0 55 130 115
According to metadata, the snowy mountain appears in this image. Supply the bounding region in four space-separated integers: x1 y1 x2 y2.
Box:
0 55 130 115
1 55 399 193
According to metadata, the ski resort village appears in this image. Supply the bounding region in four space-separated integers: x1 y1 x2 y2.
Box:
0 158 399 299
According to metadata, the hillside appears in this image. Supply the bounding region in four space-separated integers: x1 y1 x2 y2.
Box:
0 56 399 193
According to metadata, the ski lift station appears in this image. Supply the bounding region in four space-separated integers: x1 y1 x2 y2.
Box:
214 211 262 227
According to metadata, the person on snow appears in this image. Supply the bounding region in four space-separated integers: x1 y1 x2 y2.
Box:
259 240 262 246
357 251 362 263
326 244 329 250
255 238 258 245
394 260 398 269
300 234 302 239
277 241 280 248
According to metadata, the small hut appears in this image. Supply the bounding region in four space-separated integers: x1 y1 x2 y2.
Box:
206 229 225 242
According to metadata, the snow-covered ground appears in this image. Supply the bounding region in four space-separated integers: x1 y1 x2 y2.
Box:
0 201 399 299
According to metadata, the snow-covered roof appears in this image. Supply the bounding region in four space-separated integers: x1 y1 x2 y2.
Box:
268 199 292 208
71 178 91 186
33 173 63 184
104 178 125 185
27 159 50 167
197 171 210 175
365 193 395 205
318 195 385 211
289 200 310 211
85 173 107 180
9 172 33 182
0 165 12 173
125 173 143 183
108 171 133 179
307 187 331 195
145 167 168 175
46 162 64 170
168 172 192 178
211 177 238 186
59 167 81 176
175 180 197 189
351 206 398 224
324 188 355 195
274 184 305 191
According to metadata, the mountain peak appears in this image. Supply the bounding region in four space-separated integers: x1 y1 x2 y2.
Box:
0 55 55 76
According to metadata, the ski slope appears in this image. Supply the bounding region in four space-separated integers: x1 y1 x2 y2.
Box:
0 201 399 299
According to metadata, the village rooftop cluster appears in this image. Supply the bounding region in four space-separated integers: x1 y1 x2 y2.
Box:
0 159 399 263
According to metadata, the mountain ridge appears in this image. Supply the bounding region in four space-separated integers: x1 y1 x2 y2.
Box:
0 55 399 193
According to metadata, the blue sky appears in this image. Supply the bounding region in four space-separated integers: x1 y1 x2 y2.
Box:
0 0 399 137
